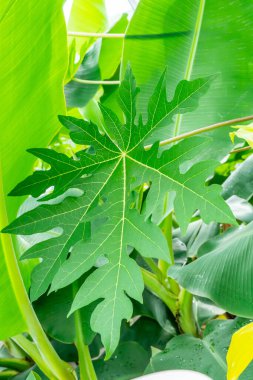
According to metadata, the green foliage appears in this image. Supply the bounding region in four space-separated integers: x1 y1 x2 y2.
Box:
65 41 101 108
33 279 96 345
0 0 68 341
94 342 150 380
222 154 253 200
170 222 253 318
2 1 253 379
122 0 253 158
3 67 235 358
26 372 41 380
145 318 253 380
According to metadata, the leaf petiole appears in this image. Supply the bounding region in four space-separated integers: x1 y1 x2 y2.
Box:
145 115 253 150
73 283 97 380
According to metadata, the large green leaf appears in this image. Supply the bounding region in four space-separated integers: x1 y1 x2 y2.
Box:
3 67 235 357
99 14 129 80
122 0 253 155
94 342 150 380
33 279 96 345
0 1 68 339
170 222 253 317
67 0 108 54
145 318 253 380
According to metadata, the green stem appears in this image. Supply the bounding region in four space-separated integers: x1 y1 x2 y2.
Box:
73 78 120 86
159 212 174 276
231 145 252 154
73 284 97 380
0 165 76 380
68 31 125 38
142 268 177 316
144 115 253 150
12 335 55 379
159 212 180 295
78 344 97 380
177 289 197 336
0 357 31 372
143 258 163 279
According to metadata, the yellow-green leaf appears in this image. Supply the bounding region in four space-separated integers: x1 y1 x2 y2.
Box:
227 322 253 380
0 0 68 339
229 124 253 147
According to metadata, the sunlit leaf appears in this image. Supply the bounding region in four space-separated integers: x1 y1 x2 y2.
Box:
3 67 234 357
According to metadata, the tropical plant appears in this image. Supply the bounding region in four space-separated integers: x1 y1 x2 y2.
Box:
1 1 253 380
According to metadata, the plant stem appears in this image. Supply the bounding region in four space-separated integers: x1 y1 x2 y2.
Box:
144 115 253 150
143 258 163 279
73 78 120 86
68 32 125 38
231 145 252 154
77 344 97 380
0 165 76 380
0 357 31 371
159 212 174 275
159 212 180 295
73 284 97 380
142 268 177 316
177 289 197 336
12 335 55 379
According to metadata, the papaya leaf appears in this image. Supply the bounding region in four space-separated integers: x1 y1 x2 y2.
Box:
3 67 235 357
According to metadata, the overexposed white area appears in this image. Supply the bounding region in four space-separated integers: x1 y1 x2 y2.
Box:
134 370 212 380
63 0 73 23
105 0 133 24
64 0 136 26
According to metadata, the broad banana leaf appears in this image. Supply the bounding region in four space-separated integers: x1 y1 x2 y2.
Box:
68 0 108 55
169 222 253 318
122 0 253 156
0 1 68 339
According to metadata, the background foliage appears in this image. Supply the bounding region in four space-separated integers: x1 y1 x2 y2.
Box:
1 1 253 379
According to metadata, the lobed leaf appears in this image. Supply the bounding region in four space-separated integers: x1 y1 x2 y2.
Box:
3 66 235 356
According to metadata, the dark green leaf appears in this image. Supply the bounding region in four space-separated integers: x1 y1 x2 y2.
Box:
34 279 96 345
145 318 253 380
94 342 150 380
65 41 101 108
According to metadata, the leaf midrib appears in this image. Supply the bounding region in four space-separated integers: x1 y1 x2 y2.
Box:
30 158 122 299
173 0 206 136
202 339 227 372
16 155 120 195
